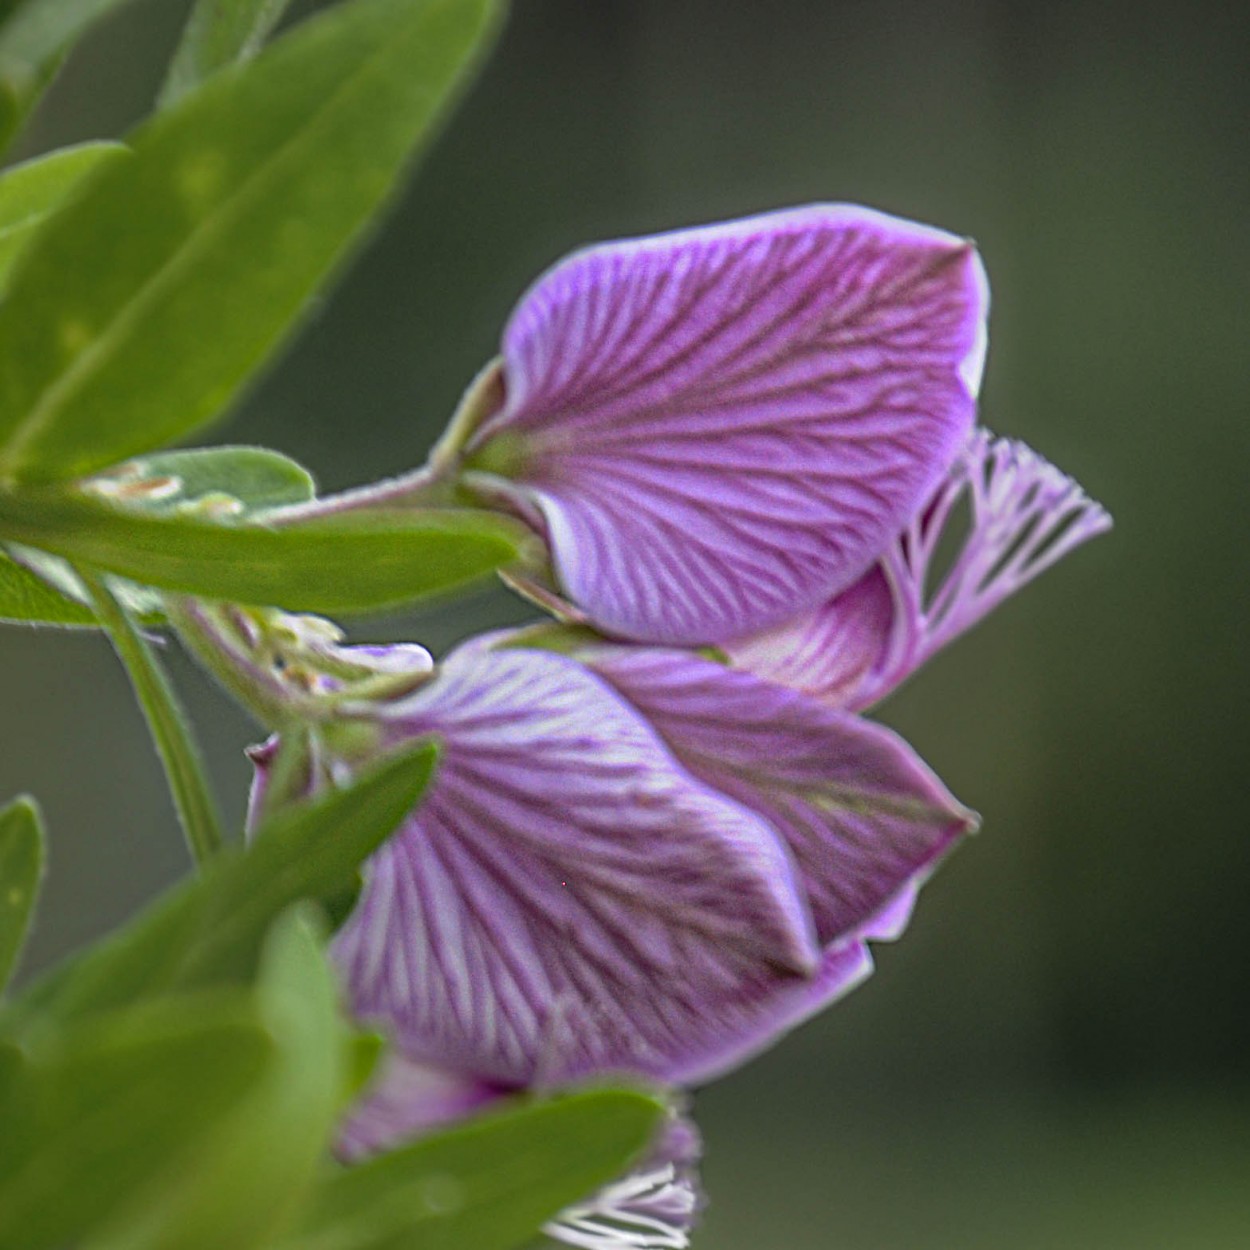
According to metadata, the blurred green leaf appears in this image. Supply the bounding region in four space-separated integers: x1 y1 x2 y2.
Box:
0 0 502 483
0 751 436 1247
0 989 275 1250
0 796 43 993
344 1030 387 1107
0 545 96 624
0 1033 21 1103
5 543 164 625
161 0 294 109
4 741 438 1029
177 740 438 988
0 487 524 613
87 908 348 1250
4 880 209 1033
280 1089 664 1250
0 0 141 151
0 142 128 292
103 445 317 515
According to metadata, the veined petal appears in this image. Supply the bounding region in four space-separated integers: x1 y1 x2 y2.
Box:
665 937 874 1085
465 205 989 645
546 1111 704 1250
721 566 895 710
331 645 824 1087
726 429 1112 709
584 647 975 948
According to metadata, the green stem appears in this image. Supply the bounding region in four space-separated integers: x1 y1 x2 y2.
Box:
78 568 224 868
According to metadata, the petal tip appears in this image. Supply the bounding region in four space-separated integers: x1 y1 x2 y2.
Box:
959 249 992 399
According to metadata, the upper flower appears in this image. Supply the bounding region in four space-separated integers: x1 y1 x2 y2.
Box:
441 205 989 645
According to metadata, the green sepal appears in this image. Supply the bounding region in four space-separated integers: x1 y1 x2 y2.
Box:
496 621 608 657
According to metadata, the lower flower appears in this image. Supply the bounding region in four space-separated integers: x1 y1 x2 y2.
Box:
245 630 974 1246
248 640 972 1093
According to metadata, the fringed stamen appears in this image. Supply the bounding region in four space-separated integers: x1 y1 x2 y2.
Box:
852 429 1110 707
545 1162 699 1250
910 430 1110 656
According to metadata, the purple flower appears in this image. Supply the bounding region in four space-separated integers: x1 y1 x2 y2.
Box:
436 205 990 645
300 642 971 1093
246 632 970 1240
253 637 968 1247
229 205 1107 1248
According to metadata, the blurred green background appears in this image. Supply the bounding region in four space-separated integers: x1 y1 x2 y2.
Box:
2 1 1248 1246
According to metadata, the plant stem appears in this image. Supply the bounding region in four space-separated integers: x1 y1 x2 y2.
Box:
260 462 445 525
260 357 504 527
78 568 224 868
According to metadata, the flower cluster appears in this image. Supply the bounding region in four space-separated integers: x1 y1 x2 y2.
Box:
246 206 1108 1249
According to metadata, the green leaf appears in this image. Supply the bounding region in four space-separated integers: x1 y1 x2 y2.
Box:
176 740 439 989
0 545 96 624
0 142 128 292
160 0 294 110
0 1032 21 1104
0 0 502 483
280 1089 665 1250
0 0 142 152
0 989 275 1250
87 908 348 1250
343 1029 387 1108
4 741 438 1029
3 543 164 627
101 445 317 515
0 486 524 613
0 796 43 993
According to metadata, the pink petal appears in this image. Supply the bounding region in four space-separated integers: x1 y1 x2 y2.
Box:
465 206 989 645
331 645 826 1088
721 565 895 710
584 647 976 948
